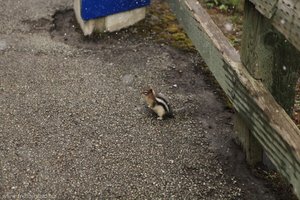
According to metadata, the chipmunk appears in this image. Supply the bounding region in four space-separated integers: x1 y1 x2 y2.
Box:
142 88 173 120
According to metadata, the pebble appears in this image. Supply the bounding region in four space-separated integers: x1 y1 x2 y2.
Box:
0 40 7 51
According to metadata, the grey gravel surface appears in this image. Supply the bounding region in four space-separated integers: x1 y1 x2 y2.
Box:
0 0 279 199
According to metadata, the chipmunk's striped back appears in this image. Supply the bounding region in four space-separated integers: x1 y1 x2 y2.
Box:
142 88 173 120
155 95 170 114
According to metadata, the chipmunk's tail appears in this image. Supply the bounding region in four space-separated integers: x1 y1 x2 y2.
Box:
169 106 189 119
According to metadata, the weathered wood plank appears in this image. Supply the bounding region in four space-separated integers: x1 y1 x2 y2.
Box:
272 0 300 51
166 0 300 197
249 0 278 18
250 0 300 52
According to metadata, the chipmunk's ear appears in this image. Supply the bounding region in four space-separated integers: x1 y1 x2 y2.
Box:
149 88 155 95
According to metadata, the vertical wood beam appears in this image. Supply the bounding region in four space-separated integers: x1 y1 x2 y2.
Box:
234 114 263 165
234 0 264 166
241 0 300 115
237 0 300 167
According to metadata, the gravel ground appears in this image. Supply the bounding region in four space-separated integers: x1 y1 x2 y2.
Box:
0 0 282 199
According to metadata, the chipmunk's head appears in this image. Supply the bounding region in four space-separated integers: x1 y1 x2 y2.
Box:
142 88 156 107
142 88 155 96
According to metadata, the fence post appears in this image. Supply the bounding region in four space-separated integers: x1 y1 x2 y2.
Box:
234 114 263 166
236 0 300 166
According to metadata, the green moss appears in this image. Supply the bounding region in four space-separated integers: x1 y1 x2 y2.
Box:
172 32 187 41
141 1 196 52
167 24 180 33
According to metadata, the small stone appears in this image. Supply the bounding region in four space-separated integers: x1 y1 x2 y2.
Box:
122 74 134 86
283 66 287 71
0 40 7 51
224 23 233 32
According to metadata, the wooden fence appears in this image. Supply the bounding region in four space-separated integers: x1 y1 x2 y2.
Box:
165 0 300 198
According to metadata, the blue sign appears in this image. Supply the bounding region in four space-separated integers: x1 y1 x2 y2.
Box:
81 0 151 21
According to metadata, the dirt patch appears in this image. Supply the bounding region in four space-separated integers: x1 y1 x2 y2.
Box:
22 18 54 33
